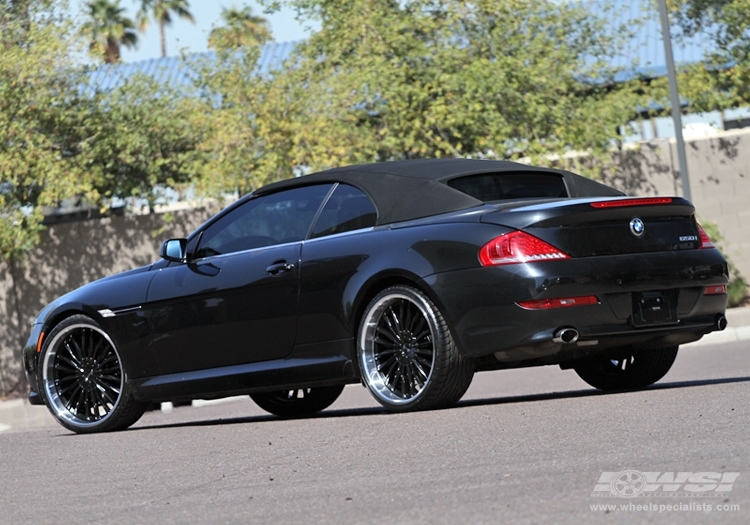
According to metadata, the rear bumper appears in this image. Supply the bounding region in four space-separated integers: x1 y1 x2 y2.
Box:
428 249 729 362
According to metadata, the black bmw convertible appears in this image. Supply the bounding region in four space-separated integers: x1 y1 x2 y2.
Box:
22 159 729 433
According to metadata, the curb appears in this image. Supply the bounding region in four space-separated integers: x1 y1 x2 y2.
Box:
690 305 750 347
0 398 57 433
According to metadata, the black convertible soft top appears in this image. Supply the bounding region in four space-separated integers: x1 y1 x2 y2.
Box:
256 158 624 225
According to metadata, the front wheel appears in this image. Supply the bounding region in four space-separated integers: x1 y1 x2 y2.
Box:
358 285 474 412
250 385 344 417
39 315 147 433
573 346 679 391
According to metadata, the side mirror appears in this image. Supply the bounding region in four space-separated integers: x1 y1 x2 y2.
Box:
159 238 188 262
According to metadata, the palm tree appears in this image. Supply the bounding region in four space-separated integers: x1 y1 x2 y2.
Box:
208 5 273 50
137 0 194 57
81 0 138 64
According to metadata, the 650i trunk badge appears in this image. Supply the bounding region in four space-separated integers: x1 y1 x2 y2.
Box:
629 218 645 237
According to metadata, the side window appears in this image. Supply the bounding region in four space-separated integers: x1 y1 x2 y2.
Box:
194 184 333 259
310 184 377 239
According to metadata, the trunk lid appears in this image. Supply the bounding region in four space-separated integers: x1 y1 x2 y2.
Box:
480 197 701 257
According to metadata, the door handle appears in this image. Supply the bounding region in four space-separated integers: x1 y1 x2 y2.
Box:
266 261 295 275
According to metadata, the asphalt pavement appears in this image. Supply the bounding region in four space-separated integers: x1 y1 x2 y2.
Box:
2 305 748 434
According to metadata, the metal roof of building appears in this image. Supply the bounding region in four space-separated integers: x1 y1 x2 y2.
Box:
85 1 717 91
599 0 717 81
85 40 298 91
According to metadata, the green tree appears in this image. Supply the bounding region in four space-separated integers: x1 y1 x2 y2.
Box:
190 47 303 195
81 0 138 64
1 0 206 260
666 0 750 110
669 0 750 64
83 75 207 211
208 5 273 50
0 1 94 262
254 0 641 175
137 0 194 57
1 0 100 394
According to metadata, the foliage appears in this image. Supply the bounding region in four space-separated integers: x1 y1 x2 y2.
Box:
668 0 750 64
700 220 748 307
81 75 208 211
666 0 750 110
190 48 305 195
0 1 94 262
255 0 642 175
80 0 138 64
208 5 273 50
0 1 207 261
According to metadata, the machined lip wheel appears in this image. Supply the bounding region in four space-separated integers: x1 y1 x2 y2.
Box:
42 323 124 428
360 292 437 405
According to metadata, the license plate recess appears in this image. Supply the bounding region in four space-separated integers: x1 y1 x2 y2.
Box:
632 290 678 327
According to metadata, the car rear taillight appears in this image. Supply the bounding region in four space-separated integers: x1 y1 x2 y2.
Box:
697 224 715 249
590 197 673 208
479 231 569 266
517 296 599 309
704 285 727 295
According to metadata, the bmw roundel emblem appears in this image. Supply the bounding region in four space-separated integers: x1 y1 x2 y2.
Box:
630 218 645 237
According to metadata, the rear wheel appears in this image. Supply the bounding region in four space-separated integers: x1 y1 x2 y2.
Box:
358 285 474 412
573 346 679 391
250 385 344 417
39 315 147 433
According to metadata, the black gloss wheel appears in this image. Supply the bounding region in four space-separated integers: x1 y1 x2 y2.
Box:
573 345 679 391
250 385 344 417
40 315 146 433
358 285 474 411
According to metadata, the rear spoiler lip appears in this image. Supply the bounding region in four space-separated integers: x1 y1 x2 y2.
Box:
498 195 693 213
480 196 696 230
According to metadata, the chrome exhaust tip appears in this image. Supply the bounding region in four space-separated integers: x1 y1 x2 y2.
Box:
715 314 728 331
553 327 579 344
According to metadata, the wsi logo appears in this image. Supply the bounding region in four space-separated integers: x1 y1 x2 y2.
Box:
592 471 740 498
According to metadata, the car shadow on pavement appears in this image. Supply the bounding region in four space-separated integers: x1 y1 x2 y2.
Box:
457 375 750 409
127 375 750 433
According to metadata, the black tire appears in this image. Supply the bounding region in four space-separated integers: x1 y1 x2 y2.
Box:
357 285 474 412
250 385 345 417
573 345 679 391
38 314 147 433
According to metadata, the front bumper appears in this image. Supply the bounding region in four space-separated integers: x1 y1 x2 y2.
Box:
22 323 45 405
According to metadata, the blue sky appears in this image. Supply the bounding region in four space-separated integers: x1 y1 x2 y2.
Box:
70 1 313 62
